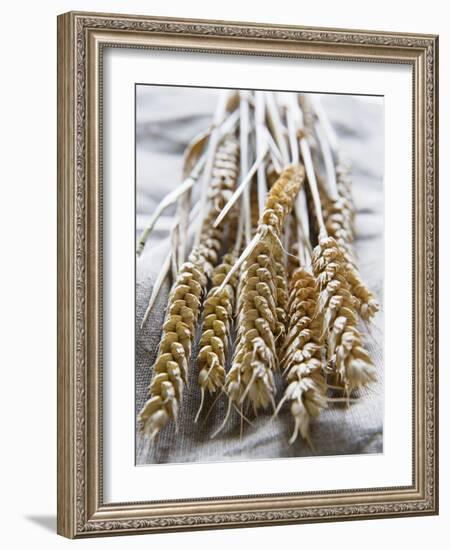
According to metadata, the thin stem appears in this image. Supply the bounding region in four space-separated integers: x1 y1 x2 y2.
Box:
136 155 205 256
263 127 284 172
289 99 327 237
210 397 233 439
213 144 268 228
315 117 338 199
309 95 338 152
175 189 191 266
215 231 262 294
240 91 252 245
284 93 313 265
233 204 245 255
182 127 210 178
286 94 300 165
326 397 360 403
295 187 313 267
140 201 201 328
265 91 289 164
300 132 326 237
255 91 268 216
294 208 306 267
170 224 179 280
283 209 292 255
194 389 206 424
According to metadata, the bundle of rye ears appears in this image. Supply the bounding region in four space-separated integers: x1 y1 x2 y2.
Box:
137 90 380 446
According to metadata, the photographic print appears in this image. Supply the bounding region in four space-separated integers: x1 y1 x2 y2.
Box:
135 86 384 465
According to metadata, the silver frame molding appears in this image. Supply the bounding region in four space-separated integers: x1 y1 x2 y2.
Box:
57 11 439 538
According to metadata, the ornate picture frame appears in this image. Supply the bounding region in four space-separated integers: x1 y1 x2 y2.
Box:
57 11 438 538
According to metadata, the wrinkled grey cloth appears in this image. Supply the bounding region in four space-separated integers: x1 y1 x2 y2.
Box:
135 86 384 465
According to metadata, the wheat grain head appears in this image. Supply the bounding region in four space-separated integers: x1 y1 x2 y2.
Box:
223 165 305 417
278 267 327 442
195 252 238 418
321 192 355 264
208 137 240 212
320 156 380 322
312 236 376 395
335 154 356 227
298 95 318 151
345 266 380 322
138 135 240 439
138 249 208 439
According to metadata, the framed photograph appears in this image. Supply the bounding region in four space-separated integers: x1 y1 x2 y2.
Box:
57 11 439 538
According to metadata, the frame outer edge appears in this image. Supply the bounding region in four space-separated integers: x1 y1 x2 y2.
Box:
57 12 77 539
56 10 439 537
431 35 439 515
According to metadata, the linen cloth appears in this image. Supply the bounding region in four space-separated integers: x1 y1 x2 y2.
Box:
135 86 384 465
